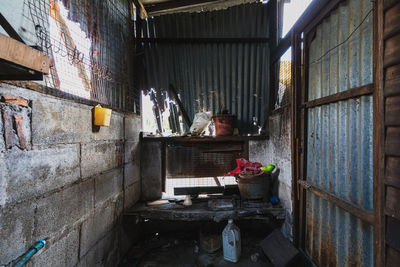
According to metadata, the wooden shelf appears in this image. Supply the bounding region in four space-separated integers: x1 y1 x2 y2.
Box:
142 134 269 143
0 33 50 80
124 200 285 222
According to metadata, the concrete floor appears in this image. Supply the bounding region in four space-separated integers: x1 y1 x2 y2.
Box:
120 230 273 267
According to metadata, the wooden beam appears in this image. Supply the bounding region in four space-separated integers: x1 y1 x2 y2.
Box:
0 13 25 43
137 0 148 19
271 30 291 63
137 37 269 44
0 34 50 73
298 180 375 225
302 83 374 108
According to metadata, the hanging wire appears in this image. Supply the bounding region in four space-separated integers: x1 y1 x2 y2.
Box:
309 7 373 65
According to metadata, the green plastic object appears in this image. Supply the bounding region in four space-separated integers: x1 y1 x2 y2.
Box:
261 164 275 172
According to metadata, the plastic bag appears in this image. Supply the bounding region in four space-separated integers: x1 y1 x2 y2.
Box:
190 112 212 135
226 158 263 177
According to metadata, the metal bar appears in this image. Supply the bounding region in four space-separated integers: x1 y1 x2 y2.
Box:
0 13 25 43
298 180 375 225
302 83 373 108
168 84 192 128
136 37 270 44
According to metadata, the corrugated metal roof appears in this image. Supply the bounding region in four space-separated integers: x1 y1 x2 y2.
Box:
140 2 270 133
306 0 373 265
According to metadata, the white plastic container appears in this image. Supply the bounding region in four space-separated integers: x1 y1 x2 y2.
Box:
222 219 241 263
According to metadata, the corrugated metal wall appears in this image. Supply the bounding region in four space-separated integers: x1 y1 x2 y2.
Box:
306 0 374 265
139 2 270 133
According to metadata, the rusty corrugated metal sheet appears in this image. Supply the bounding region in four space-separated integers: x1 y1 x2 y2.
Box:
140 2 270 133
306 0 373 265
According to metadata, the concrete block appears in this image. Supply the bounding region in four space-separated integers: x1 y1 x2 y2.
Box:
141 141 162 200
35 179 94 238
81 142 121 178
0 202 35 265
31 96 92 145
124 162 140 188
124 182 141 210
30 229 79 267
124 141 140 164
95 168 123 207
80 204 116 257
125 114 141 141
78 229 118 267
1 144 80 204
93 112 124 141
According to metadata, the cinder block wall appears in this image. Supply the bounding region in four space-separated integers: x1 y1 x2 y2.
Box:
0 83 141 266
249 106 292 240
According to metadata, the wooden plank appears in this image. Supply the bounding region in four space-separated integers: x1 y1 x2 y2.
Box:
302 0 344 34
385 157 400 189
298 180 375 225
291 0 334 33
271 31 291 64
384 2 400 39
385 96 400 126
386 216 400 251
303 83 373 108
386 246 400 267
384 33 400 68
0 13 24 43
0 34 50 73
374 0 386 264
137 0 148 19
124 201 286 222
384 0 399 11
386 186 400 221
168 84 192 128
260 229 300 267
384 64 400 97
385 127 400 156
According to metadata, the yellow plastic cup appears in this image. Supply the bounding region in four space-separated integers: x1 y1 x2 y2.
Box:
94 105 112 126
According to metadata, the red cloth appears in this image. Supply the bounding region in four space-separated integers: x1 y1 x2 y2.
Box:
227 158 263 176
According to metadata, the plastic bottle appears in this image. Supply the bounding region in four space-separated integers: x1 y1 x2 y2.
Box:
222 219 241 263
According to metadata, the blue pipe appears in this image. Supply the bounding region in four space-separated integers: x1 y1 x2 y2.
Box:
14 240 46 267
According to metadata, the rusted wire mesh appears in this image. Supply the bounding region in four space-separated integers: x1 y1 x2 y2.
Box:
272 48 292 110
25 0 139 112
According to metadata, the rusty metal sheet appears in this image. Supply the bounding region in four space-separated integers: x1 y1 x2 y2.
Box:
140 2 270 133
305 0 374 265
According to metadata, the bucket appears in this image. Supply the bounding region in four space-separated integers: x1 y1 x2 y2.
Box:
94 105 112 126
213 114 235 136
236 173 270 200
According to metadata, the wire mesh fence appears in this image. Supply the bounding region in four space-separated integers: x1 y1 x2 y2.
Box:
272 47 292 110
7 0 139 112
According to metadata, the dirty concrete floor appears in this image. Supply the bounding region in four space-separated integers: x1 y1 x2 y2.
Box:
120 231 273 267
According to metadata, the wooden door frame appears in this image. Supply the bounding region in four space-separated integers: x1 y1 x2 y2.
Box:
290 0 385 265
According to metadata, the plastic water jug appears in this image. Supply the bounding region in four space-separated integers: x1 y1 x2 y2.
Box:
222 219 241 263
